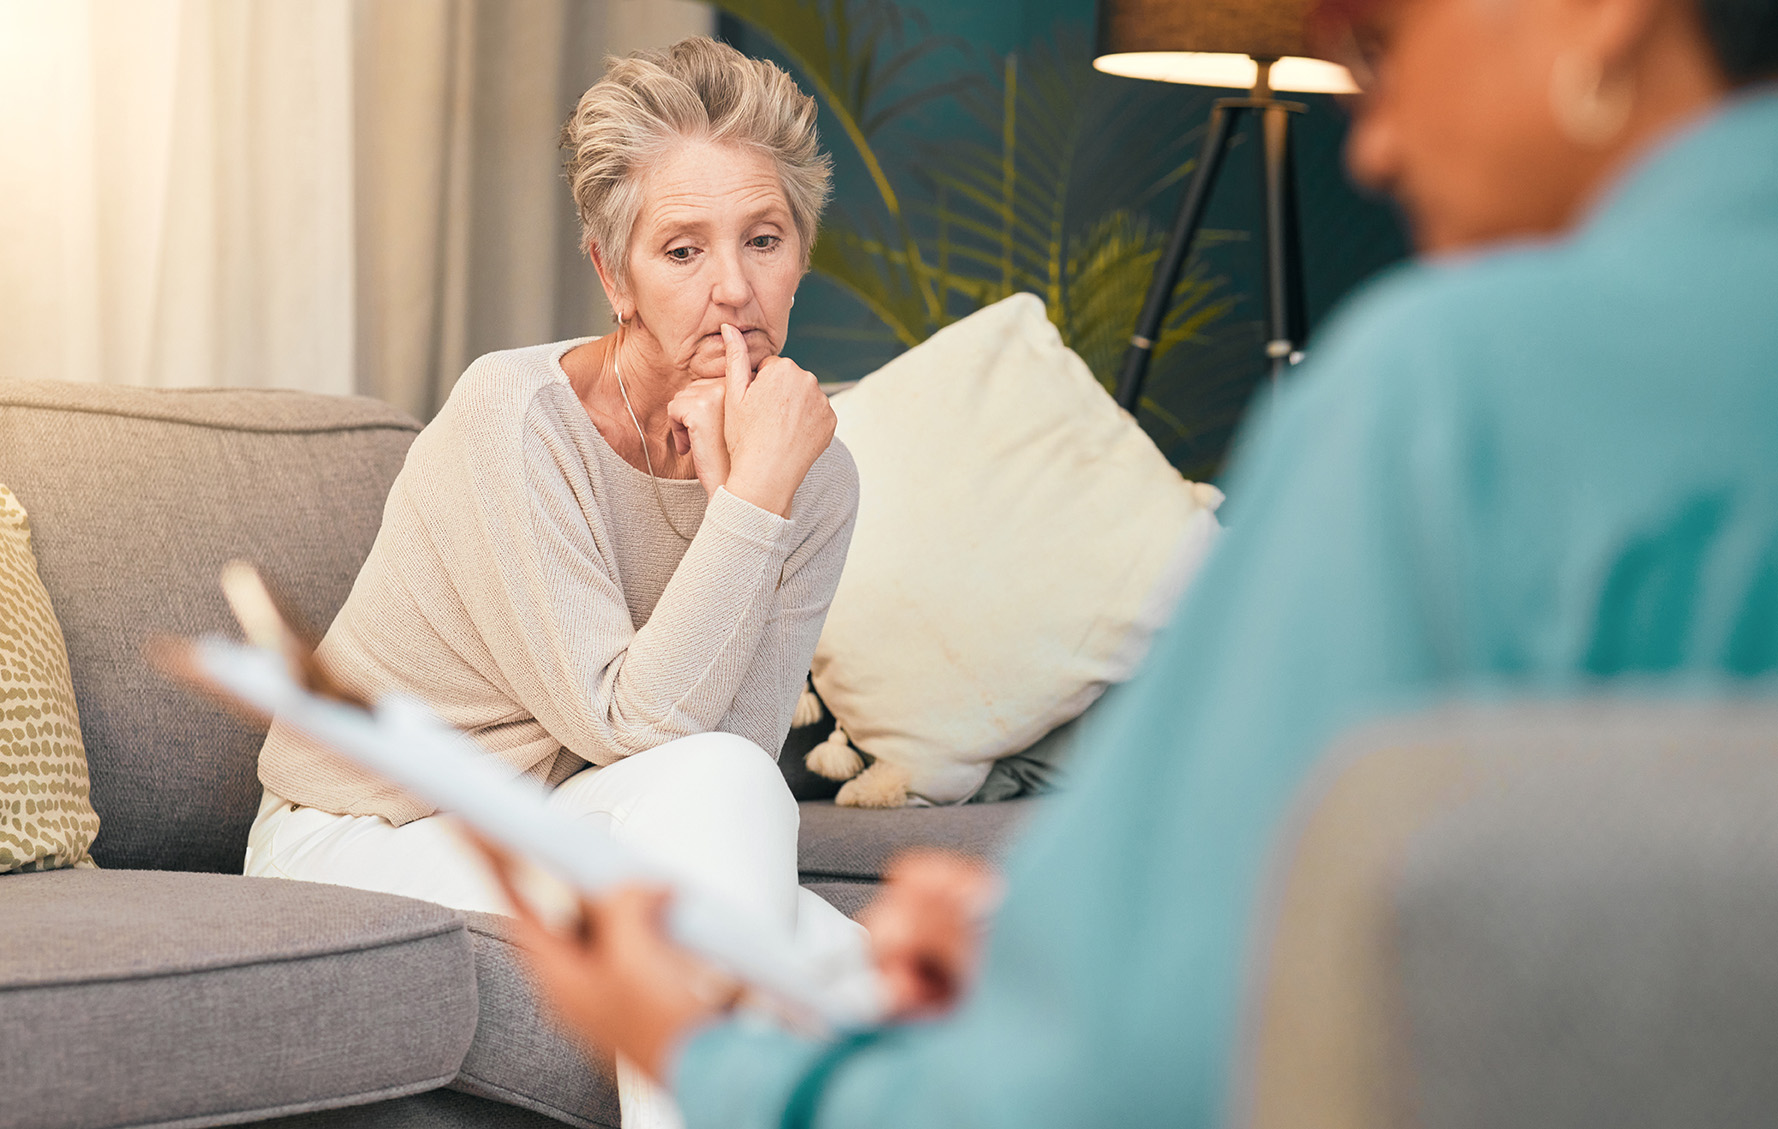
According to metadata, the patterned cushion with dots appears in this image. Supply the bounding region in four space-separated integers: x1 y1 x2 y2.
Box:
0 483 99 873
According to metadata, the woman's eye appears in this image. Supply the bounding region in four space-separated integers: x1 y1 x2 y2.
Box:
667 246 696 261
749 235 781 251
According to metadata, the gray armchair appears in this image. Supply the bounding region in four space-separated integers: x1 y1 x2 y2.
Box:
1234 702 1778 1129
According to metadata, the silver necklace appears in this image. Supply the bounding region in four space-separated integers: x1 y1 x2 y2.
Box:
610 331 698 542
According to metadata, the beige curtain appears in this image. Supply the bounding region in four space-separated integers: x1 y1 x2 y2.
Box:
0 0 356 395
355 0 714 419
0 0 712 419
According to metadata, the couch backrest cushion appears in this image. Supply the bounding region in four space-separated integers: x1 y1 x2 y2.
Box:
0 381 420 873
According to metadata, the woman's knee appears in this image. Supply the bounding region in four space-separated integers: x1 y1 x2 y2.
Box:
645 732 797 820
553 732 800 842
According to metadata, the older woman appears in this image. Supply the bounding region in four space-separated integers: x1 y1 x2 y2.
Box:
243 37 859 1129
484 0 1778 1126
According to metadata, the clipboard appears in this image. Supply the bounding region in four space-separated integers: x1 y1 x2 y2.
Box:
151 562 883 1034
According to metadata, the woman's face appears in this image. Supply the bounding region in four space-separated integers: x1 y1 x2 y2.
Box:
1342 0 1603 252
611 140 803 381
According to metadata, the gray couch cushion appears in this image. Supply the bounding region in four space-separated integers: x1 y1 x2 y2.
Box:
797 798 1037 881
0 381 420 873
0 868 477 1129
451 912 621 1129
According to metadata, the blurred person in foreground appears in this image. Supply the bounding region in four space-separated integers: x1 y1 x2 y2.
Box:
480 0 1778 1124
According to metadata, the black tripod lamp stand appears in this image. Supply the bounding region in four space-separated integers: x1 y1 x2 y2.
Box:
1094 0 1357 411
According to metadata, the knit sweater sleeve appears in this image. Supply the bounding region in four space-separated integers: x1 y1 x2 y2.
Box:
435 374 849 766
711 441 859 755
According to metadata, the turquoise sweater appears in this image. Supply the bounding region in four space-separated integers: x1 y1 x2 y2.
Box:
676 88 1778 1129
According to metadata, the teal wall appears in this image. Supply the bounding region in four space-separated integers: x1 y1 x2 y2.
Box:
718 1 1409 476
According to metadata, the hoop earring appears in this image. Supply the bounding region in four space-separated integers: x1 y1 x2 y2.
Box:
1550 52 1633 147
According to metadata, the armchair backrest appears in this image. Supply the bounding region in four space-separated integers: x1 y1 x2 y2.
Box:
1233 701 1778 1129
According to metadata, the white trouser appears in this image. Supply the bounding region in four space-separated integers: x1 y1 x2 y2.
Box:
244 732 868 1129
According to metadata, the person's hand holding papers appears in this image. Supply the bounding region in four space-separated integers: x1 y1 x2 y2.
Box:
859 852 1000 1021
476 839 743 1081
476 838 999 1081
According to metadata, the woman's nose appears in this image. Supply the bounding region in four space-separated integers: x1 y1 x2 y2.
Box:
710 246 753 308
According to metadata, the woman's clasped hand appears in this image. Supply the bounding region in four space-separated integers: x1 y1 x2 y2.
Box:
665 322 835 518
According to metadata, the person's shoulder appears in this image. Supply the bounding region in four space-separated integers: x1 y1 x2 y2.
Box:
385 342 597 526
1222 246 1572 506
437 339 590 420
419 339 599 466
1272 240 1582 449
1313 243 1568 374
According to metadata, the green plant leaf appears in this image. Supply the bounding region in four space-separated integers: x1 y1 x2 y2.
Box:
718 0 1245 461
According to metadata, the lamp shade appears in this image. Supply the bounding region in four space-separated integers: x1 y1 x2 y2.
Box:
1094 0 1357 93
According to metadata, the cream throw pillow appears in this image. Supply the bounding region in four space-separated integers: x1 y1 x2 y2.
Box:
809 293 1222 807
0 484 100 872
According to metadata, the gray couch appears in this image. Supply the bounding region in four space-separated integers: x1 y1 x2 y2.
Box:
0 380 1033 1129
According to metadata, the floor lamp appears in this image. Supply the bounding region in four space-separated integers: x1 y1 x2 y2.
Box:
1095 0 1357 410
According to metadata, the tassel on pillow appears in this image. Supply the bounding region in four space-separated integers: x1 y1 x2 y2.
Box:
805 722 864 782
791 684 825 729
804 722 915 808
836 759 912 808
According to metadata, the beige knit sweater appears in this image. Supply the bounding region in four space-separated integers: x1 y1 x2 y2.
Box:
257 338 858 826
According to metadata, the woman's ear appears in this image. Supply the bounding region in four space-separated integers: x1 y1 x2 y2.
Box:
588 244 630 324
1557 0 1666 77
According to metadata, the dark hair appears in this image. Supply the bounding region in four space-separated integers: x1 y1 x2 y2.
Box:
1698 0 1778 82
1310 0 1778 85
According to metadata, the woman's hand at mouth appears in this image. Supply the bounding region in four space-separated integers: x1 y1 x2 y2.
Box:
716 322 836 518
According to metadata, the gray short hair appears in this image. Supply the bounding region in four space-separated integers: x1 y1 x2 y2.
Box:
561 37 833 290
